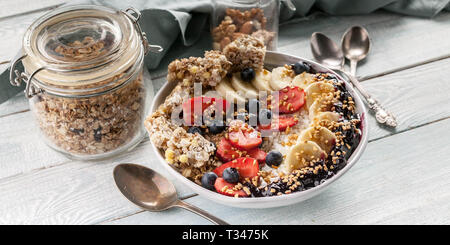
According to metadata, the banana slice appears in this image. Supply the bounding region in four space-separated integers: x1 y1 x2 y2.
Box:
312 111 341 127
308 94 335 121
252 69 273 92
305 82 336 109
281 141 325 173
300 126 336 154
292 72 316 89
231 73 258 98
215 77 246 104
270 66 294 91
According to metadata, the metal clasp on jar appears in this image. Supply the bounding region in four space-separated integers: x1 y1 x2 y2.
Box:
9 50 44 98
121 7 163 55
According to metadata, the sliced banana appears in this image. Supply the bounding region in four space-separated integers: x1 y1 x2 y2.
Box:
292 72 316 89
270 66 294 91
252 69 273 92
281 141 325 173
312 111 341 127
305 82 336 109
300 126 336 154
231 73 258 98
308 94 335 121
215 77 246 104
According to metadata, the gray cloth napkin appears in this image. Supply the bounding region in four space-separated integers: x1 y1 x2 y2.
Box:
1 0 449 104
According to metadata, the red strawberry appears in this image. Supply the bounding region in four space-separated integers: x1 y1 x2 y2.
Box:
272 86 305 113
214 178 248 197
213 157 259 179
182 97 229 125
217 138 267 164
259 115 298 131
247 148 267 165
227 120 262 150
216 138 240 162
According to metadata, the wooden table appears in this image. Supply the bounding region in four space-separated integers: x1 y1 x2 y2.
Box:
1 1 450 225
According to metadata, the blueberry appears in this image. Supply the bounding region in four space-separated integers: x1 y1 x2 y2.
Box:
201 172 218 191
188 127 203 135
326 74 338 81
246 99 260 114
222 167 240 183
208 121 226 134
240 67 255 82
266 151 283 167
258 109 272 125
291 62 311 75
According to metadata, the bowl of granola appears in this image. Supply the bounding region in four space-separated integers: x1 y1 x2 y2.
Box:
145 35 368 208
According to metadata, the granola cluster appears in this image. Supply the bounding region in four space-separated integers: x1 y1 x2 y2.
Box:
223 35 266 72
167 50 231 87
30 37 146 156
212 8 275 50
145 115 218 183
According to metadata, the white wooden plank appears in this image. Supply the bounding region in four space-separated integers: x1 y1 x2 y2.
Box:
0 0 64 19
361 58 450 140
105 117 450 225
0 93 29 117
0 11 51 65
278 11 450 80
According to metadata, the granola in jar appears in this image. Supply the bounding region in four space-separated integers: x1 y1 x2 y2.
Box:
211 0 279 51
11 5 162 159
31 71 146 156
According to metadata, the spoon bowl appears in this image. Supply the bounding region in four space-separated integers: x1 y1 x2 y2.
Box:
341 26 371 62
114 163 178 211
113 163 229 224
310 32 345 70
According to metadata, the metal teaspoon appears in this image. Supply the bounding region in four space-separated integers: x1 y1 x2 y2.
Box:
113 163 229 225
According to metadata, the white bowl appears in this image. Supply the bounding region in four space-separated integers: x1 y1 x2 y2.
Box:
149 51 369 208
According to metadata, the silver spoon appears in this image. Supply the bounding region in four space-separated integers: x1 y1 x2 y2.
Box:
310 32 397 127
341 26 371 77
113 163 229 225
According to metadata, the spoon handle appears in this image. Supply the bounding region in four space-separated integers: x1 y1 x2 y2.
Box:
342 70 398 127
174 199 230 225
350 60 358 77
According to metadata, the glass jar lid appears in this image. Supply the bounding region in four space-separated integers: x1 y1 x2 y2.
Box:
15 5 154 97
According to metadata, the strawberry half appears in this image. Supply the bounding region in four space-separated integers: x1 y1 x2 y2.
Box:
216 138 267 164
247 148 267 165
258 115 298 131
214 178 248 197
227 120 262 150
272 86 305 114
182 97 229 125
216 138 240 162
213 157 259 179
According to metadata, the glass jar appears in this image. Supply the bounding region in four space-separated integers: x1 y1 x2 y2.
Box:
9 5 162 160
211 0 279 51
